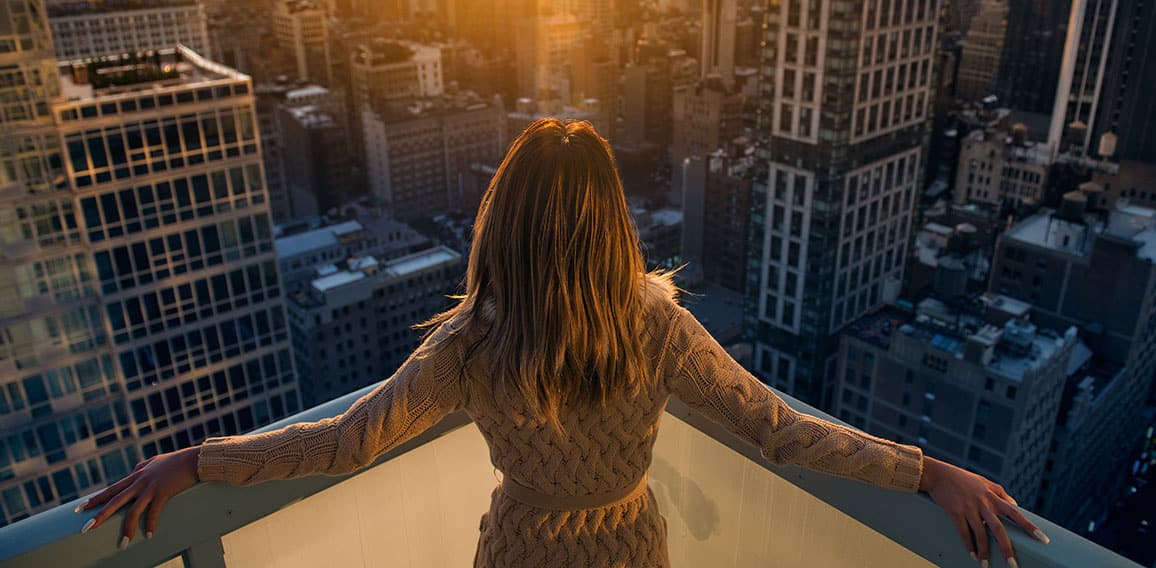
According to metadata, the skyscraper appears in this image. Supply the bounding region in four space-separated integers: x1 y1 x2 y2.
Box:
701 0 737 83
996 0 1071 115
749 0 938 407
954 0 1007 101
1091 0 1156 163
0 30 299 525
273 0 333 86
1047 0 1119 157
48 0 211 62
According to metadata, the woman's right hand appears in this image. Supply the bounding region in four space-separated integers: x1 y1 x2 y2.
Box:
75 446 201 549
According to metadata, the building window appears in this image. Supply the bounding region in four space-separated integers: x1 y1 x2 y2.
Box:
1006 385 1017 400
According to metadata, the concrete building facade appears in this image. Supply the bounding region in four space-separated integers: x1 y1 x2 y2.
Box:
748 0 939 407
286 246 462 407
48 0 210 62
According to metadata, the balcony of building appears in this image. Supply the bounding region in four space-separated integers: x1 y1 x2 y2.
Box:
0 381 1142 568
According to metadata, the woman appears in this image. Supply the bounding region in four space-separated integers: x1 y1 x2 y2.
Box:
76 119 1049 567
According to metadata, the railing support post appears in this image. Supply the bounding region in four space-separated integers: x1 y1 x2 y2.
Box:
183 538 226 568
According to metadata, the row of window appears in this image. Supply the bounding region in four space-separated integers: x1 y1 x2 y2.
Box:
57 83 250 124
1 400 128 473
92 213 274 296
861 26 935 69
0 306 109 372
864 0 936 30
1 446 137 528
63 106 257 187
105 261 282 346
857 58 931 103
117 306 289 391
139 389 299 462
12 197 82 249
130 350 294 436
80 164 265 243
0 355 119 420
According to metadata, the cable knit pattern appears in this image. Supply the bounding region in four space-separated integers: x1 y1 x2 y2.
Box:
196 275 923 567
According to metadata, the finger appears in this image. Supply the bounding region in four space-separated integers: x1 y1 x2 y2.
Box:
982 507 1016 565
967 511 990 563
88 480 142 532
131 456 156 474
992 484 1018 506
145 493 171 539
950 514 978 561
998 500 1049 544
79 473 137 512
121 487 153 547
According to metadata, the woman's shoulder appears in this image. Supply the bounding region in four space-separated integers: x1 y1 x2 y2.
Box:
642 271 683 325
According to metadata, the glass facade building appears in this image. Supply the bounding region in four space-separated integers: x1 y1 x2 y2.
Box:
0 5 299 526
748 0 937 408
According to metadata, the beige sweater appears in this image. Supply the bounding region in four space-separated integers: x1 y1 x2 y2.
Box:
198 276 924 567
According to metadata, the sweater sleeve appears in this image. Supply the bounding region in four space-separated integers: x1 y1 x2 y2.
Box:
196 324 466 486
663 304 924 492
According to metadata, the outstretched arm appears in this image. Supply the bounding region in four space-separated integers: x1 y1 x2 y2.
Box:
197 324 466 485
75 322 467 547
662 304 923 491
661 303 1049 565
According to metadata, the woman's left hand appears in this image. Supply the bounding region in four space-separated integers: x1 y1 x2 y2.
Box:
920 456 1050 567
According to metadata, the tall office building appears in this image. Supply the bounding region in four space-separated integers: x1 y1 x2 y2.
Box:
48 0 211 62
273 0 333 86
515 12 585 99
285 246 462 407
836 296 1079 513
1047 0 1119 157
748 0 938 407
672 76 743 170
278 103 353 219
701 0 737 83
989 197 1156 526
363 92 506 220
0 37 299 525
954 0 1007 101
1091 0 1156 163
996 0 1071 115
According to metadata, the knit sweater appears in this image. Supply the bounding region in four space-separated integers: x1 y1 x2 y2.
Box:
197 275 924 567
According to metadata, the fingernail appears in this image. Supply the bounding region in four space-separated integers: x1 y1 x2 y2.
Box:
1007 558 1020 568
969 551 978 562
80 519 96 534
118 535 129 550
1033 528 1051 544
146 531 153 540
74 501 87 513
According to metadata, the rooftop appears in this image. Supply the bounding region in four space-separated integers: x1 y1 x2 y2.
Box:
295 246 462 306
57 46 247 99
0 382 1139 568
275 220 365 259
846 297 1077 382
1007 203 1156 261
46 0 197 18
384 247 460 278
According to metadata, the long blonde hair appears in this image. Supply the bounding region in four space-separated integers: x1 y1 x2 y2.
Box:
423 118 662 426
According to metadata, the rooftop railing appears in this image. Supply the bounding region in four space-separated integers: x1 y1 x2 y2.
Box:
0 381 1142 568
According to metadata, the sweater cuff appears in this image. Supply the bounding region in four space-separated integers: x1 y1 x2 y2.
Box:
196 437 237 483
890 444 924 493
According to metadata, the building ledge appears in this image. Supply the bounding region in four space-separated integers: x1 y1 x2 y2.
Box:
0 381 1141 568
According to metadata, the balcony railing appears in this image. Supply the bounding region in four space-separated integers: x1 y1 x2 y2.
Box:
0 381 1142 568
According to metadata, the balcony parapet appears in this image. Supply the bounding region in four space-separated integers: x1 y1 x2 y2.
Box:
0 381 1142 568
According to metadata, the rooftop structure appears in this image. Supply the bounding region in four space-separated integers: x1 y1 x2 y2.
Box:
274 213 431 292
56 46 249 104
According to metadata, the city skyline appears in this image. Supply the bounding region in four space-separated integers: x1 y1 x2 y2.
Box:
1 0 1153 564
